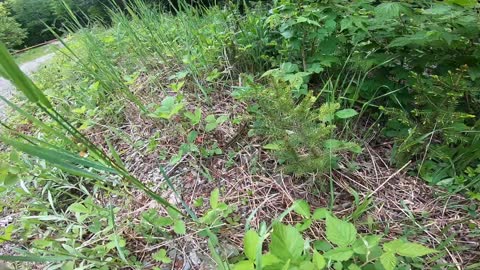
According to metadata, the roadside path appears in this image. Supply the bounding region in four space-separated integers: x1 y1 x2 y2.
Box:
0 53 55 119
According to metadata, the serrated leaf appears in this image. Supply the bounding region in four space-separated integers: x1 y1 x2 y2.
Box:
293 200 311 218
173 220 186 235
151 96 184 119
270 223 305 261
383 239 405 253
335 109 358 119
312 208 330 220
217 115 228 124
375 3 409 19
313 250 326 270
352 235 382 254
244 230 260 261
0 225 13 243
396 242 437 257
206 122 218 132
380 252 398 270
325 215 357 247
323 247 354 261
184 108 202 125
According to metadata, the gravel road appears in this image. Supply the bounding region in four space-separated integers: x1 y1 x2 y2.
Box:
0 53 55 120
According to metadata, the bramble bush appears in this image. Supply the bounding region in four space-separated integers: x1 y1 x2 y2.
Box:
239 0 480 194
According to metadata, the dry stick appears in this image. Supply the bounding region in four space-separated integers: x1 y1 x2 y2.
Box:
366 161 412 199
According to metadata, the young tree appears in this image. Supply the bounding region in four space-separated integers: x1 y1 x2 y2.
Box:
0 2 27 49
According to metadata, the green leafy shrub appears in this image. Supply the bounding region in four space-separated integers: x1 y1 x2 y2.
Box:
252 0 480 192
237 69 361 175
233 201 437 270
383 67 480 194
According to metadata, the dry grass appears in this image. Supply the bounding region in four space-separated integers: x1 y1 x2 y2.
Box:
74 70 480 269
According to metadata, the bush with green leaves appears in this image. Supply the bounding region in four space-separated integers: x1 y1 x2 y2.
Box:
236 66 361 175
249 0 480 192
0 2 27 49
383 67 480 195
232 201 438 270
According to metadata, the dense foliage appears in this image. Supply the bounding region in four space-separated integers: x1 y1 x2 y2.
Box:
242 0 480 195
0 0 479 269
0 2 27 49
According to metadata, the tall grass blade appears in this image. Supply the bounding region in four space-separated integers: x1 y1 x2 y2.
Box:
0 43 52 108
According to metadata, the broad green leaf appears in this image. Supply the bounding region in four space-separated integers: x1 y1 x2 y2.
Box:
206 122 218 132
312 208 330 220
313 250 326 270
325 215 357 247
184 108 202 125
335 109 358 119
314 240 332 252
296 219 312 232
244 230 260 261
262 252 281 267
380 252 398 270
270 223 305 261
323 247 354 261
217 115 229 124
282 259 291 270
0 225 13 243
352 235 382 254
383 239 404 253
210 188 220 209
293 200 311 218
299 261 315 270
374 3 409 19
233 260 254 270
174 220 186 235
151 96 184 119
396 242 437 257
